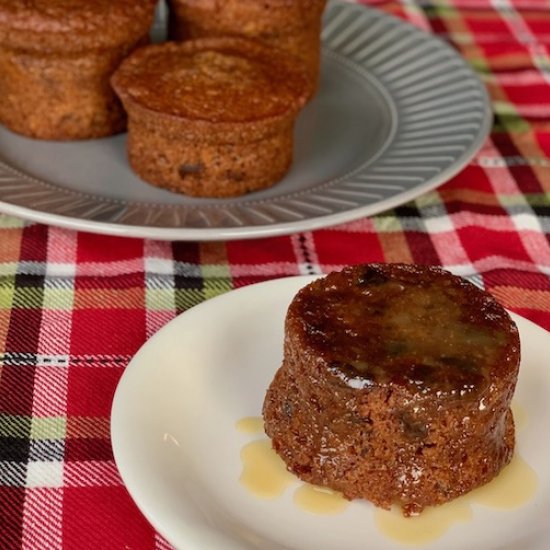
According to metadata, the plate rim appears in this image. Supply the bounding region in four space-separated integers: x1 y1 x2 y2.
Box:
111 275 550 550
0 1 492 240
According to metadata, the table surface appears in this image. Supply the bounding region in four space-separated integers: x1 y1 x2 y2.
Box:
1 0 550 549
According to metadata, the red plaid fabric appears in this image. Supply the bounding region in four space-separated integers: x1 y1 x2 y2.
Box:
1 1 550 549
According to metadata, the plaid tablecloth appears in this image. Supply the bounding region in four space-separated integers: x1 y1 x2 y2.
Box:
1 0 550 549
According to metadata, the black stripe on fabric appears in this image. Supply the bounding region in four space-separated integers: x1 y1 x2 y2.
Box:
172 242 203 292
29 439 65 462
532 205 550 217
393 204 423 219
0 438 30 462
491 134 544 194
298 234 316 275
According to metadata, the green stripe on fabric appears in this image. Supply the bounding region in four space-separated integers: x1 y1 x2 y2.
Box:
422 5 456 17
203 278 233 301
492 101 530 133
42 288 74 310
31 417 67 440
372 214 409 232
492 122 529 133
0 263 19 276
498 194 548 207
447 32 475 45
414 192 444 208
0 215 25 228
11 287 44 309
201 264 232 301
200 264 232 278
0 414 32 437
525 193 550 206
0 284 15 308
468 58 492 73
174 288 207 312
146 288 176 311
493 101 522 116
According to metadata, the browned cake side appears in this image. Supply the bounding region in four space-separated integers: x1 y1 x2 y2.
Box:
167 0 327 98
263 264 521 516
111 38 309 197
0 0 157 140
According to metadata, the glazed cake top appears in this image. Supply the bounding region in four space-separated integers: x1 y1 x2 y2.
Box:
0 0 157 50
111 38 309 124
287 264 520 395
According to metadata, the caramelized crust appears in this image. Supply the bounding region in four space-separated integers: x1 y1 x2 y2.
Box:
111 38 309 124
263 264 521 515
290 263 518 394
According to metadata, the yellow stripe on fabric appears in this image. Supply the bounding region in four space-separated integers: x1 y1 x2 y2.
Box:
0 227 23 260
432 0 490 71
487 0 550 177
430 1 527 138
200 242 232 300
378 232 415 264
508 132 550 191
491 287 550 311
66 416 110 439
372 216 414 263
0 229 22 358
439 189 503 207
466 49 532 71
73 288 146 310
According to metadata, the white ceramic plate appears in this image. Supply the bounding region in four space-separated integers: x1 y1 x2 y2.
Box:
0 1 491 241
111 275 550 550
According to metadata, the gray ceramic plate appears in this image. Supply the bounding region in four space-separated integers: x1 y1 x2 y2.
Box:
0 1 491 241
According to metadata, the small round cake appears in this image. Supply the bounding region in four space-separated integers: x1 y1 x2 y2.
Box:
111 37 309 197
263 264 520 516
167 0 327 98
0 0 157 140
